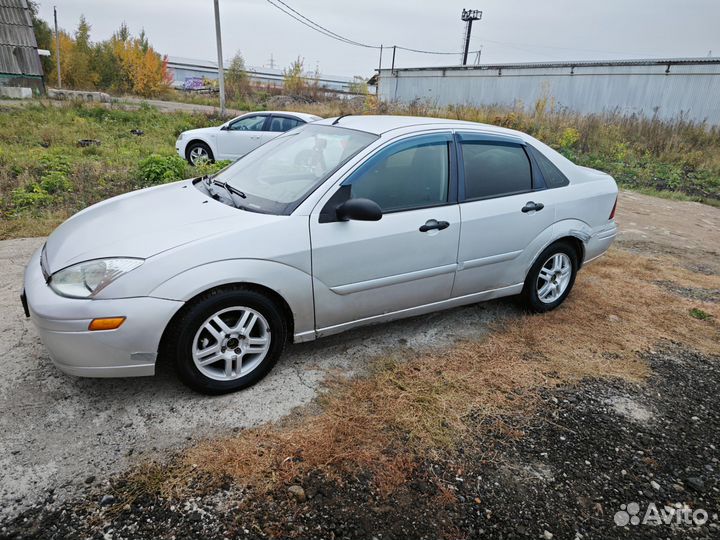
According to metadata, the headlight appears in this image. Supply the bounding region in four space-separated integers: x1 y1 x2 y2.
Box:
176 132 185 141
49 258 144 298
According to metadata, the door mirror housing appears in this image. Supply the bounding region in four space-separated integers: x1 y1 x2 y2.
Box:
336 198 382 222
220 123 230 131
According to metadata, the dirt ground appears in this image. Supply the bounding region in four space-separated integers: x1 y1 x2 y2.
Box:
0 190 718 538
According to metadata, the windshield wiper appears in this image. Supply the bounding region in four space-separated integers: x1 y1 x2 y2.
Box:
200 175 247 209
213 178 247 199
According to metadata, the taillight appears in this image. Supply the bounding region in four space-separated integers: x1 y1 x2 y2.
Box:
609 196 618 220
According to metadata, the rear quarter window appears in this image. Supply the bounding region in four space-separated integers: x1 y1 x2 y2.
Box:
528 145 570 188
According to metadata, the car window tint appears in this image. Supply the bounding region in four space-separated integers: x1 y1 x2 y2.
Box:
461 142 531 199
230 115 266 131
529 145 570 188
346 137 450 212
269 117 302 132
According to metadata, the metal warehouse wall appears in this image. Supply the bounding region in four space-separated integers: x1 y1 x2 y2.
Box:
378 58 720 125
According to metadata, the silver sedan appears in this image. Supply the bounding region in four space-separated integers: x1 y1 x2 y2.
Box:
23 115 618 394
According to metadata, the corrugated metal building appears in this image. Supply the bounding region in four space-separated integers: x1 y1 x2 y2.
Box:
166 56 354 94
0 0 43 94
378 58 720 125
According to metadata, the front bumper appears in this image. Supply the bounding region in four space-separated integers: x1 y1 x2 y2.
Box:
23 247 183 378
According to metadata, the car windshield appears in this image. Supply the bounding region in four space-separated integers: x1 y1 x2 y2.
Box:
214 124 379 214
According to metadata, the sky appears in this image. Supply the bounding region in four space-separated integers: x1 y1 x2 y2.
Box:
36 0 720 77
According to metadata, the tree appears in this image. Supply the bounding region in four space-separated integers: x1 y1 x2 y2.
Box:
46 30 74 87
283 56 306 96
27 1 53 76
66 15 97 88
348 76 369 95
225 51 250 100
29 12 172 97
113 36 172 96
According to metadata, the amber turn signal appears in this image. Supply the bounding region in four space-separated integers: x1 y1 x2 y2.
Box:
88 317 126 331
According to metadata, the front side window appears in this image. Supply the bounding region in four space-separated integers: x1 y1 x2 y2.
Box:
461 140 532 199
269 116 303 132
214 124 378 214
229 115 267 131
343 134 451 213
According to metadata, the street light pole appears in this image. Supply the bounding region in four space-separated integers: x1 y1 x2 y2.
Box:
461 9 482 66
213 0 226 116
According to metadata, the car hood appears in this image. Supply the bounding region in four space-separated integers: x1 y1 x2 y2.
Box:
44 179 274 273
181 126 220 138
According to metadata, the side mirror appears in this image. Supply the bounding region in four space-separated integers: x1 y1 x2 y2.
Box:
220 123 229 131
336 198 382 222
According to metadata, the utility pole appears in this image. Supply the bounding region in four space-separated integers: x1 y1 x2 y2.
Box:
376 44 383 96
53 6 61 88
391 45 396 73
461 9 482 66
213 0 226 116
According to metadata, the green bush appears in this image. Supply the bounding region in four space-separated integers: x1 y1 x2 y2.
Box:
136 154 188 187
193 159 232 178
40 171 72 194
40 154 72 175
11 184 54 209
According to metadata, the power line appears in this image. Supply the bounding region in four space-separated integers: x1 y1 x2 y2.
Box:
265 0 378 49
264 0 482 56
269 0 378 49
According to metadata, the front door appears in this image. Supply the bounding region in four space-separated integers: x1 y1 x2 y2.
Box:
216 114 268 159
310 133 461 332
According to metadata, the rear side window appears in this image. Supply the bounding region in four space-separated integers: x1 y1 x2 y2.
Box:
528 145 570 188
461 141 532 199
268 116 303 132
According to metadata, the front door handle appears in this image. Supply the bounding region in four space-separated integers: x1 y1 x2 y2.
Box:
419 219 450 232
521 201 545 213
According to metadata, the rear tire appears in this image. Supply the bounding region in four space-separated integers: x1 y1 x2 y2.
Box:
169 287 287 394
521 241 578 313
186 141 214 165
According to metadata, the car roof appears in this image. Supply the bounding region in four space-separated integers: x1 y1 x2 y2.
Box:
313 114 522 137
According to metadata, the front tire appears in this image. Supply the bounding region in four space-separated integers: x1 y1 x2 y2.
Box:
186 141 214 165
169 287 287 394
521 241 578 313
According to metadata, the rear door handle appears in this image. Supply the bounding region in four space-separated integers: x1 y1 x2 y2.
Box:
419 219 450 232
521 201 544 213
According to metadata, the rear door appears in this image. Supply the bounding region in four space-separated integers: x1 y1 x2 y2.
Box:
216 114 269 159
310 132 460 331
453 132 555 297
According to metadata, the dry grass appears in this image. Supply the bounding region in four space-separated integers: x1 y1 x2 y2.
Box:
177 249 718 497
0 213 66 240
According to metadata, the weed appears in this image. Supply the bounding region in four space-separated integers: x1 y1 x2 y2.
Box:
690 307 712 320
136 154 187 187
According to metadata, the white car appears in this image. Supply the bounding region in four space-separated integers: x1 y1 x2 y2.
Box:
176 111 322 164
23 115 618 394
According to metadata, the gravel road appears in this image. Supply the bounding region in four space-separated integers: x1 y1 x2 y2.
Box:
0 240 506 522
1 191 718 524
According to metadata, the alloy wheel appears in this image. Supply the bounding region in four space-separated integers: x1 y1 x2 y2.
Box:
189 146 209 165
536 253 572 304
192 306 271 381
